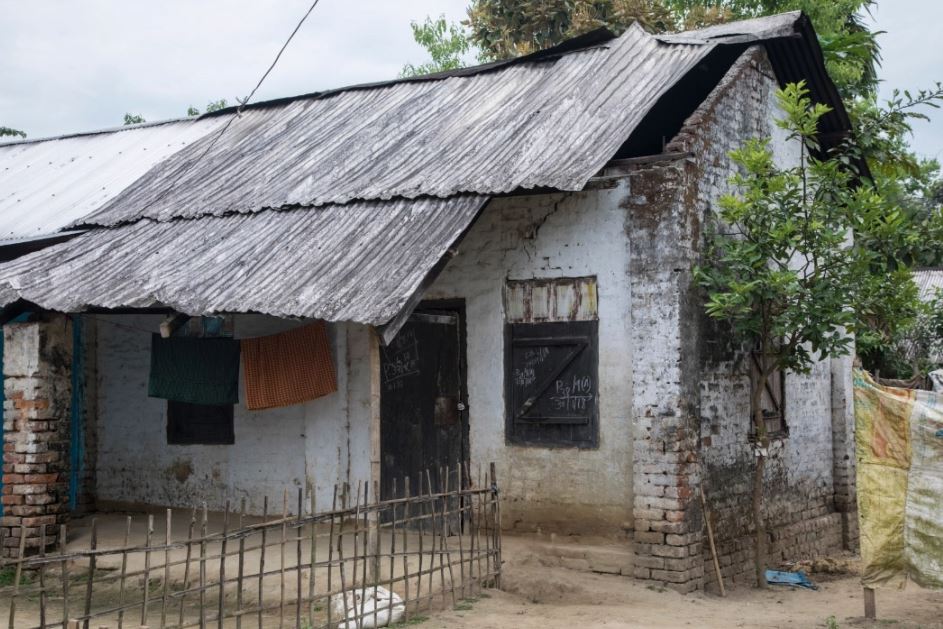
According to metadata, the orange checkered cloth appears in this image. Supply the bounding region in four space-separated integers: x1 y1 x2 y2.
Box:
241 321 338 410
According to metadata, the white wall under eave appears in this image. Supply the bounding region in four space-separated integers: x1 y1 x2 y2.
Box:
94 314 372 515
424 183 634 536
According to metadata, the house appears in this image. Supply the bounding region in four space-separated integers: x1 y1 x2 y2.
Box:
0 11 857 592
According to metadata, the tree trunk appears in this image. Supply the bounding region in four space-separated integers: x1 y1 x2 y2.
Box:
752 364 770 589
752 446 767 588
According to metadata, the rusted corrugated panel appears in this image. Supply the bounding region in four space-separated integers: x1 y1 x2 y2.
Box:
505 277 598 323
0 195 487 325
0 117 228 242
81 23 717 227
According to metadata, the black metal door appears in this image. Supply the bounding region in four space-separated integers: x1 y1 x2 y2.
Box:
380 305 467 528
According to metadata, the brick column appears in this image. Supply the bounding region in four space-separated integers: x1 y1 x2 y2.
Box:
627 161 704 593
830 353 857 550
1 316 72 557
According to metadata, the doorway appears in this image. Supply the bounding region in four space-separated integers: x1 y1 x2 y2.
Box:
380 300 468 510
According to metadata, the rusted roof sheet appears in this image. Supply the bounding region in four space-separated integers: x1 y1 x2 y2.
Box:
81 22 717 226
0 195 487 325
0 117 228 242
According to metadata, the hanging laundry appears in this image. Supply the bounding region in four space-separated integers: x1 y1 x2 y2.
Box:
241 321 337 410
148 334 240 405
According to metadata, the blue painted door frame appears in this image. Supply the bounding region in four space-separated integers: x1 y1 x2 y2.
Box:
69 316 85 511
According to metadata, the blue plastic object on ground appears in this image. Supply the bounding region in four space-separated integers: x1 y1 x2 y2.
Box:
766 569 818 590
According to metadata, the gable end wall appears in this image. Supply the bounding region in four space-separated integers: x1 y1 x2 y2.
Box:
674 46 850 590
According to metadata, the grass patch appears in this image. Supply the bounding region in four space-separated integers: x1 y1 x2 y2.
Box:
825 616 839 629
0 567 16 587
0 566 33 587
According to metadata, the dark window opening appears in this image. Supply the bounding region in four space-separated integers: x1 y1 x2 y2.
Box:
505 320 599 448
167 400 234 445
749 353 787 439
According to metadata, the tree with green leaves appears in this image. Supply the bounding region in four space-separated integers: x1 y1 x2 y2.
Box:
123 113 146 125
696 82 915 587
466 0 677 60
187 99 229 117
400 15 471 77
0 126 26 139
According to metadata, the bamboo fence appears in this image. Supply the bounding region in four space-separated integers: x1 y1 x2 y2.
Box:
0 463 502 629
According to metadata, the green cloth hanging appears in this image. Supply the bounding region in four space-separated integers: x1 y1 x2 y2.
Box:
148 334 240 405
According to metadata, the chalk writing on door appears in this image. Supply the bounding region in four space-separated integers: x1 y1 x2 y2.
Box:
382 328 420 388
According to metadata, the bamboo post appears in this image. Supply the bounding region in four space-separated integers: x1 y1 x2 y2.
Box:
295 488 303 629
456 464 466 600
402 476 411 621
83 519 99 629
278 490 287 629
141 515 154 627
439 467 457 608
425 470 445 607
700 488 725 597
40 524 48 627
60 524 70 629
864 587 876 620
218 502 230 629
369 480 380 629
161 509 172 628
117 517 132 629
386 477 398 626
490 463 501 588
358 482 369 629
257 496 268 629
177 509 196 629
415 476 425 612
336 499 352 629
307 490 316 625
326 485 338 629
7 523 27 629
199 504 208 629
236 499 246 629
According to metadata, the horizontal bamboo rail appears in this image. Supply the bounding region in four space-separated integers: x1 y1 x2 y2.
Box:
0 463 501 629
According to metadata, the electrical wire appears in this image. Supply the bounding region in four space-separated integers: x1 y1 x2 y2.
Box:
139 0 323 215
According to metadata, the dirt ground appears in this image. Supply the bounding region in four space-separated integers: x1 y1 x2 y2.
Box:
5 512 943 628
427 543 943 629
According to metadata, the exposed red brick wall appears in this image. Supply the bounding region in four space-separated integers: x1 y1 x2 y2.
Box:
1 317 72 557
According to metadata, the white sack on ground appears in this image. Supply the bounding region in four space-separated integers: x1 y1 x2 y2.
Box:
330 586 406 629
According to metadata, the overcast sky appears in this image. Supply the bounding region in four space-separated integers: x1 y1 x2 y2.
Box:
1 1 940 160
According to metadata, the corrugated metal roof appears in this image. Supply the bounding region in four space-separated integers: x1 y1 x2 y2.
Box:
0 195 487 325
660 11 852 158
0 117 228 241
914 269 943 302
0 11 855 332
81 22 717 226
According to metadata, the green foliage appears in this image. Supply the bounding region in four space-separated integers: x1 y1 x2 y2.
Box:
401 15 471 77
186 99 230 117
466 0 677 60
0 126 26 139
0 566 15 587
123 113 146 125
697 83 870 382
